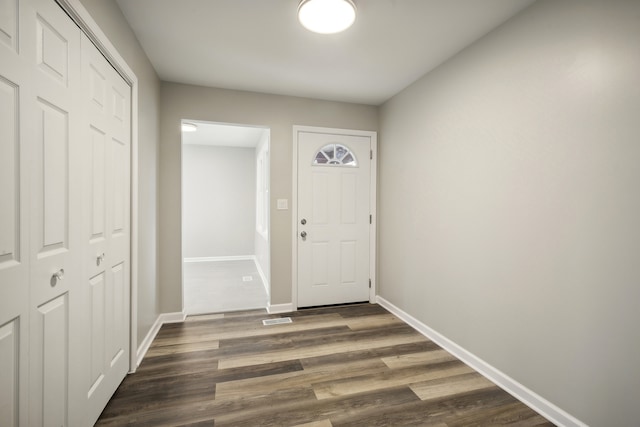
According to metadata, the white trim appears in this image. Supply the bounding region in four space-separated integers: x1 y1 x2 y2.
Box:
134 311 186 368
267 303 295 314
368 133 378 302
376 296 587 427
291 129 300 310
159 311 187 324
184 255 254 263
135 315 162 368
292 125 378 309
55 0 140 374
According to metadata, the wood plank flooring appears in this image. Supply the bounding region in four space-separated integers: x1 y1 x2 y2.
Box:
96 303 555 426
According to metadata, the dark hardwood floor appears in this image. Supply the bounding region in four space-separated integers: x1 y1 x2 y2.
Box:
96 303 554 426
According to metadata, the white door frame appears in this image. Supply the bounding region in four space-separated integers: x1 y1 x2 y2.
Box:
292 125 377 310
55 0 140 373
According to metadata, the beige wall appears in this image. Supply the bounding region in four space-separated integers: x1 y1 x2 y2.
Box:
78 0 162 350
159 83 378 311
378 0 640 425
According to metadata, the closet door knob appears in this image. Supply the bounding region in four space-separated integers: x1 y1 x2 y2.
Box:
50 269 65 287
96 253 106 266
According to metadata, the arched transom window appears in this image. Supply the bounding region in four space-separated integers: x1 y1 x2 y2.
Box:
313 143 358 167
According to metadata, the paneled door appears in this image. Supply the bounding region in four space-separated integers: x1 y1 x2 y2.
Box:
296 129 373 307
80 33 131 425
1 0 132 424
0 0 31 424
23 0 83 425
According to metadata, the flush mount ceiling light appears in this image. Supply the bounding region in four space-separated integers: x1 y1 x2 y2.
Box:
181 122 198 132
298 0 357 34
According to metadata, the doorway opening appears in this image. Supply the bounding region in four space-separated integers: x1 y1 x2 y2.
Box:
181 120 270 314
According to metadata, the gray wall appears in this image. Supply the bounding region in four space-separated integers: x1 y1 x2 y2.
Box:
78 0 161 353
182 145 256 258
378 0 640 425
159 83 378 311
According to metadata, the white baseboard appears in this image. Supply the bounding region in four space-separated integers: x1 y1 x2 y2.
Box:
159 311 187 324
184 255 254 263
267 303 294 314
376 296 586 427
135 310 186 368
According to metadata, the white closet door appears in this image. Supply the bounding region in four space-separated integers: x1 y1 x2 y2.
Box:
0 0 30 425
81 33 131 426
22 0 83 425
0 0 132 424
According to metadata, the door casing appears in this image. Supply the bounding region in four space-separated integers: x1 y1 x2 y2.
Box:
292 125 377 310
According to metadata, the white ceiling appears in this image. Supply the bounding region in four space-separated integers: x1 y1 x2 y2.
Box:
182 121 268 147
116 0 536 105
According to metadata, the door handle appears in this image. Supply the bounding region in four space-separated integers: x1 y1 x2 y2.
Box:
300 231 307 240
96 253 106 266
50 269 65 287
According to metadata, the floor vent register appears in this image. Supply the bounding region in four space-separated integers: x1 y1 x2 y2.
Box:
262 317 293 326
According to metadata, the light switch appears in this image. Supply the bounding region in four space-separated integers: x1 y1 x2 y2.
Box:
277 199 288 210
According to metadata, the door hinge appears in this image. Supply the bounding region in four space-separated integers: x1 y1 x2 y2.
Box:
369 279 372 288
370 150 373 160
369 214 372 224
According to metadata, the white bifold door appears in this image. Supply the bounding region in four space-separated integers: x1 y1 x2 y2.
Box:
0 0 131 425
0 0 31 423
80 32 132 425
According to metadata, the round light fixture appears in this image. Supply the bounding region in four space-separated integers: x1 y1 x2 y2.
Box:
181 122 198 132
298 0 356 34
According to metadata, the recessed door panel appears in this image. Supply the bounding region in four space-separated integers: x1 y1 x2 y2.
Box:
111 138 125 235
36 15 68 85
340 241 357 285
88 272 104 397
89 63 105 111
311 173 329 225
340 173 357 225
110 262 125 365
111 85 124 125
0 318 19 427
90 126 106 241
36 98 68 254
0 77 18 267
0 0 18 51
311 242 329 287
36 294 69 427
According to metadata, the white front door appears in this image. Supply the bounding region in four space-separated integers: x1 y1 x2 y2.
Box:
296 129 373 307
